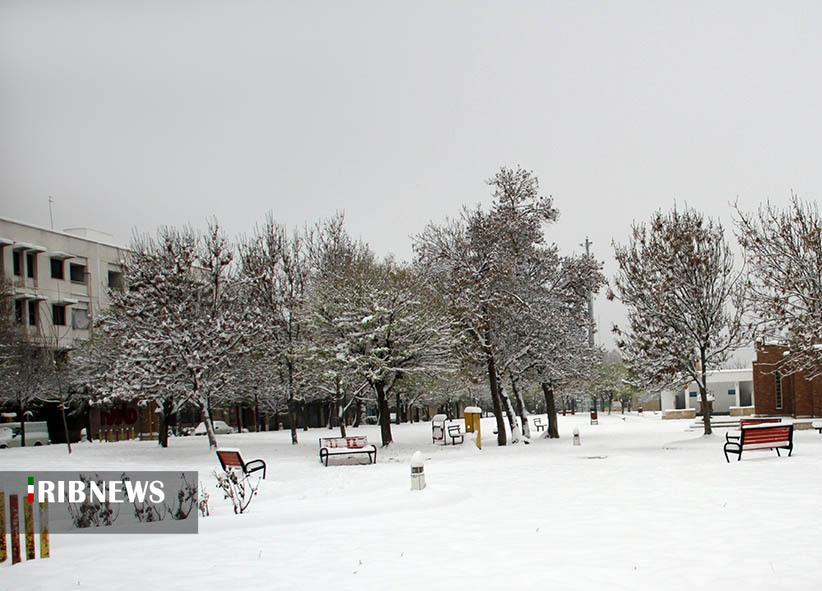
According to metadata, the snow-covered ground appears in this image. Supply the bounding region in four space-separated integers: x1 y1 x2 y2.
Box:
3 413 822 590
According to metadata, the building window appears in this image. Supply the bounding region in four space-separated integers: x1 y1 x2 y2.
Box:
50 258 65 279
775 372 783 410
14 300 24 324
69 263 86 284
108 270 124 290
27 301 38 327
728 389 736 396
72 308 90 330
52 304 67 326
12 250 22 276
26 252 36 279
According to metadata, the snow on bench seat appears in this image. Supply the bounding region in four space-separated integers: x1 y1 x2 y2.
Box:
318 436 377 466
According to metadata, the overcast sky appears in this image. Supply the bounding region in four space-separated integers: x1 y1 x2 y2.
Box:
1 1 819 348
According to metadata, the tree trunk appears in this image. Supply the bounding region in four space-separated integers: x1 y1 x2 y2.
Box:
699 347 712 435
484 348 507 446
327 400 334 429
287 398 299 444
84 401 93 443
510 376 531 440
374 381 393 446
499 386 521 443
338 398 347 438
18 405 26 448
394 392 401 425
499 383 520 443
541 382 560 438
353 398 362 428
158 397 173 448
59 402 72 454
608 394 613 414
199 400 217 449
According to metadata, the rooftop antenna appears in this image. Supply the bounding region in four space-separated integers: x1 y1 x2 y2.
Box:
48 196 54 230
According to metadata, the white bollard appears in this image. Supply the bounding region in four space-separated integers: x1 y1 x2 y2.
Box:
410 451 426 491
572 427 581 446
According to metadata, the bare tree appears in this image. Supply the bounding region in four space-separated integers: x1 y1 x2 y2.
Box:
611 206 749 435
735 197 821 378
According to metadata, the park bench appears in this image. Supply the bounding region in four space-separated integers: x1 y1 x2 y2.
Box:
216 448 267 479
431 415 463 445
533 417 546 432
318 436 377 466
432 414 447 444
447 424 464 445
813 421 822 434
723 423 794 462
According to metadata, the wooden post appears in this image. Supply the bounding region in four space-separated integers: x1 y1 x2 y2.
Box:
24 498 35 560
0 491 6 562
9 494 21 564
38 502 49 559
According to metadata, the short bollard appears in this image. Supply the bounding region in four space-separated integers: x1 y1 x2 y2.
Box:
410 451 426 491
572 427 581 446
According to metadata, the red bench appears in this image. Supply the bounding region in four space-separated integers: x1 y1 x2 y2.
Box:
724 424 794 462
319 436 377 466
216 448 267 479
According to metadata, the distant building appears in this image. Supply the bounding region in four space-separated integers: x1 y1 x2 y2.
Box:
0 217 127 349
753 343 822 418
661 368 754 415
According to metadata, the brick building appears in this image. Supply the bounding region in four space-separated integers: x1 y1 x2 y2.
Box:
753 343 822 418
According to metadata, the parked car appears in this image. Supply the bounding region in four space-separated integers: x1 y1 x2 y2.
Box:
193 420 235 436
0 421 51 448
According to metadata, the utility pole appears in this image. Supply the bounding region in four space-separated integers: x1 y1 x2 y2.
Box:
582 236 595 348
48 196 54 230
582 236 596 413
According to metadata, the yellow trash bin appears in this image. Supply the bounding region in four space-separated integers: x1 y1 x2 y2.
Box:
463 406 482 449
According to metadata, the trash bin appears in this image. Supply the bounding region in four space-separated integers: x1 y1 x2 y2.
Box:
463 407 482 449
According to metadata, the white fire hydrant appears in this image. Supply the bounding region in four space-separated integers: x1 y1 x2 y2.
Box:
410 451 426 491
572 427 581 446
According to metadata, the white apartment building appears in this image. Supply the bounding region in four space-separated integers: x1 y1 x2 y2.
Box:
0 217 127 349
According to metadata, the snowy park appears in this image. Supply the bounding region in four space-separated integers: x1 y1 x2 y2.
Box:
4 413 822 590
3 2 822 591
